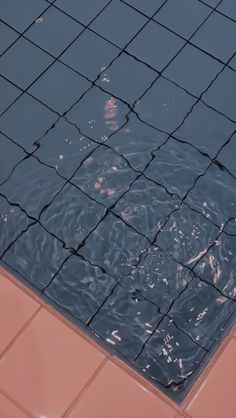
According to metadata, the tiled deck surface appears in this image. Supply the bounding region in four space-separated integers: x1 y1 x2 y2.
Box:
1 0 236 409
0 267 235 418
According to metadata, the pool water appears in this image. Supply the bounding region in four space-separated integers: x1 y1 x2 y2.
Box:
0 0 236 402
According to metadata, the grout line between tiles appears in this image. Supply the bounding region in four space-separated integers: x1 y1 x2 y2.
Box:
0 306 42 361
62 357 109 418
0 387 34 418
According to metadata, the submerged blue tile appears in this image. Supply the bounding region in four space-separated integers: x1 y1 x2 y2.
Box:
45 255 116 323
34 118 96 178
25 6 83 57
96 52 157 104
79 213 149 278
134 77 195 133
40 183 106 249
154 0 210 38
203 67 236 122
0 133 25 185
0 37 53 89
55 0 110 25
122 246 193 313
0 21 18 55
155 204 219 267
90 0 147 48
217 133 236 178
185 162 236 227
66 87 129 142
0 0 48 32
0 94 57 152
194 232 236 299
108 112 168 171
60 29 119 81
0 157 65 218
71 145 137 207
124 0 166 16
174 101 235 158
217 0 236 19
90 284 162 359
169 277 235 349
114 176 180 239
2 223 69 290
127 21 185 72
144 138 209 198
163 44 222 96
29 61 91 114
135 317 206 390
0 76 21 115
0 195 33 258
191 12 236 62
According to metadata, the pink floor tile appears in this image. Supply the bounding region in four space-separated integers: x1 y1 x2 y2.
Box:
68 360 176 418
0 308 105 418
186 338 236 418
0 391 29 418
0 272 39 355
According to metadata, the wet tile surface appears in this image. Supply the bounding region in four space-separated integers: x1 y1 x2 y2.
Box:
0 0 235 403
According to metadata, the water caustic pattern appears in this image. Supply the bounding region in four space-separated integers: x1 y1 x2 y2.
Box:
0 0 236 402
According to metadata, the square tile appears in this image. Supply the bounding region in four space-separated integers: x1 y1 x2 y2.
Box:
96 53 156 104
0 94 57 151
174 101 235 158
144 139 209 198
0 37 53 89
0 76 21 115
25 6 83 56
40 183 106 249
217 133 236 177
134 77 195 133
186 339 236 418
114 176 180 239
90 284 162 359
0 393 27 418
68 361 176 418
169 277 235 349
0 0 48 32
0 195 33 258
0 21 18 55
127 21 185 72
108 112 168 171
122 246 193 313
79 213 149 278
29 61 91 114
194 232 236 299
229 53 236 70
185 162 236 227
34 118 96 178
66 86 129 142
2 223 69 290
154 0 210 38
135 317 206 394
0 157 65 218
202 0 219 6
55 0 110 25
0 272 39 355
90 0 147 48
155 204 219 267
0 134 25 185
163 44 222 96
217 0 236 20
71 145 137 207
0 309 105 417
124 0 166 16
45 255 116 323
191 12 236 62
203 67 236 121
60 29 119 80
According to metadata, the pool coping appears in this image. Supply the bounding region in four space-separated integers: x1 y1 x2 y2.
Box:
0 265 235 418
